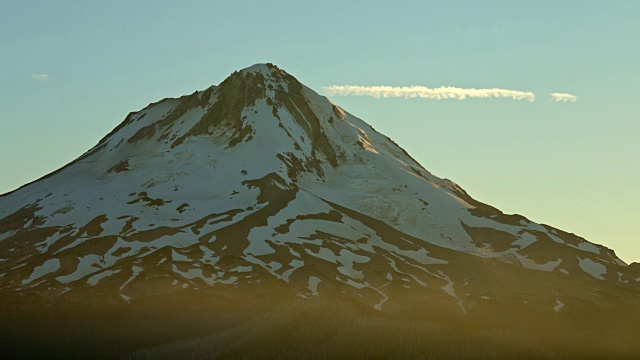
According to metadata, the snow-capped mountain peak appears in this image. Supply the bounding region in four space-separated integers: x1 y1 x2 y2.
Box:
0 63 637 317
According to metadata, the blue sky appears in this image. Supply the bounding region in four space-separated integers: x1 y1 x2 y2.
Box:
1 1 638 262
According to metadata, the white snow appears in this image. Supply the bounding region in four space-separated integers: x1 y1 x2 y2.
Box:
267 261 282 271
171 249 192 262
457 300 466 314
567 241 600 255
243 235 277 257
56 254 104 284
617 272 628 283
119 266 143 301
336 249 369 280
1 62 628 311
577 257 607 280
22 259 61 285
0 230 17 242
172 266 210 284
87 269 121 286
384 255 427 287
230 265 253 273
614 258 627 266
336 275 366 289
371 285 389 311
511 232 537 250
308 276 321 295
281 259 305 282
516 254 562 272
438 270 457 298
218 276 238 285
373 296 388 311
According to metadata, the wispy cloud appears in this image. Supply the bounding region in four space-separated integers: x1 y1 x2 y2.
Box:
322 85 536 102
31 73 50 81
549 93 577 102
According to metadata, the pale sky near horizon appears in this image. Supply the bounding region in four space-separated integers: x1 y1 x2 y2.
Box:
1 1 638 262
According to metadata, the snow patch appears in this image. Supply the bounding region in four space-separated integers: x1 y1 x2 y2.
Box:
438 270 457 298
22 259 60 285
56 254 104 284
516 254 562 272
281 259 305 282
308 276 321 295
567 242 600 255
119 266 143 302
87 269 121 286
230 265 253 273
577 257 607 280
171 249 192 262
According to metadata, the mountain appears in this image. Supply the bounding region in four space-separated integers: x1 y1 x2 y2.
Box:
1 63 639 358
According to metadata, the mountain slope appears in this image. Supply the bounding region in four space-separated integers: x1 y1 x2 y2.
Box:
1 63 639 357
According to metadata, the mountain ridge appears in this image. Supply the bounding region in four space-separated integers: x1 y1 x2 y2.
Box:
2 63 637 298
1 64 640 357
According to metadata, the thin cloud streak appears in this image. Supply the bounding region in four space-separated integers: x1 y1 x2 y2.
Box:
323 85 536 102
549 93 577 102
31 73 49 81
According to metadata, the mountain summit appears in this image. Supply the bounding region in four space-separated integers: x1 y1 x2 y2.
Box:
1 63 639 357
